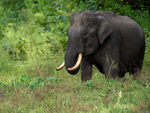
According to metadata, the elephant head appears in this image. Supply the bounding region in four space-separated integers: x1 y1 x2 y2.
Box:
56 10 112 74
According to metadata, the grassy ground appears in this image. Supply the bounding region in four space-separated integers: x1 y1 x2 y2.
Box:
0 52 150 113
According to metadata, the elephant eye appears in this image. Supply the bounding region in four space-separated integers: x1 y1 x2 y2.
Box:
84 32 87 35
83 31 87 36
83 32 87 39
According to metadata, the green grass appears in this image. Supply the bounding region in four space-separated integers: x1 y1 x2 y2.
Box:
0 53 150 113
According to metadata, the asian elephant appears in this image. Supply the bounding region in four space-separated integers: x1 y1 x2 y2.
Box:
56 10 145 81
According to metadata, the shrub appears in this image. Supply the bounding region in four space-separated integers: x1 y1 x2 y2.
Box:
1 21 63 60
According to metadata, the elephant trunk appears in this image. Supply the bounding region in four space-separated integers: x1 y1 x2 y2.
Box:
64 47 82 74
56 30 83 74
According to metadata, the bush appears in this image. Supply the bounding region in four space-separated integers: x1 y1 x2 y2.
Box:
1 21 63 60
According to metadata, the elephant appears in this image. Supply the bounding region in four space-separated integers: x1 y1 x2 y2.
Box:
56 10 145 81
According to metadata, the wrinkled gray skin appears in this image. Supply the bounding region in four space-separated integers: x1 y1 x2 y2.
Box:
65 10 145 81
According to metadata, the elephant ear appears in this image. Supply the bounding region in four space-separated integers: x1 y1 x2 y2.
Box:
97 16 112 44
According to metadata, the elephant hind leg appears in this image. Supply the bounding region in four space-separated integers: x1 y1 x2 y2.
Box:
128 64 141 79
132 68 141 78
130 41 145 78
138 41 145 69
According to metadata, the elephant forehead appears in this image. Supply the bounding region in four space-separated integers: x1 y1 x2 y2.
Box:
71 14 82 24
74 15 94 24
69 25 83 34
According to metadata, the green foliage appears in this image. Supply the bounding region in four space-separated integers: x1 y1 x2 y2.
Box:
123 0 150 11
34 3 72 50
0 0 150 64
144 29 150 66
77 0 150 13
0 0 78 60
1 0 26 19
1 21 63 60
0 76 62 90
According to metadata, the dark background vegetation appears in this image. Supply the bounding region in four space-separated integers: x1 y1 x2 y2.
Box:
0 0 150 112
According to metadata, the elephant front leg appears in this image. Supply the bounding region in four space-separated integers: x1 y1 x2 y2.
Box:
81 58 93 81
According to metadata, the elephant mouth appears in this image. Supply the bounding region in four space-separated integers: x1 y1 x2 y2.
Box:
56 53 82 71
68 53 82 71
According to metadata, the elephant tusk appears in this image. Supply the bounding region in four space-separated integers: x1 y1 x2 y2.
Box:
56 62 65 70
68 53 82 71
